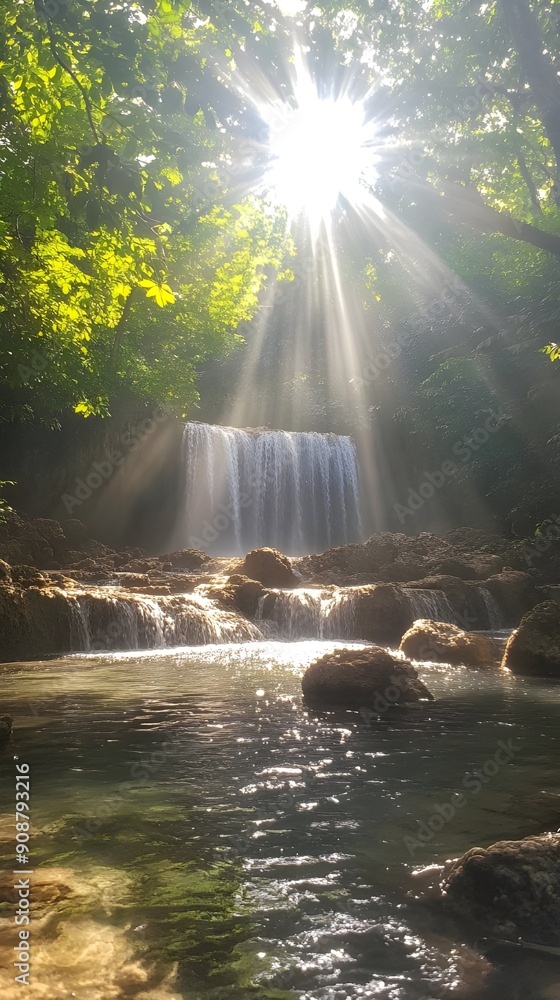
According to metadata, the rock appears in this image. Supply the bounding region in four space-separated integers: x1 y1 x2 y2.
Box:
400 620 502 667
115 572 197 595
427 554 504 581
204 574 264 618
352 583 414 644
441 833 560 947
0 715 12 743
302 647 434 710
161 548 208 570
71 557 110 572
10 564 49 588
296 543 372 582
62 518 89 546
0 559 11 583
502 601 560 677
0 584 78 662
483 570 542 626
119 558 159 574
235 547 300 588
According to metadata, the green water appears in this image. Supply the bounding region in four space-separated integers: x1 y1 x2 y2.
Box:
0 641 559 999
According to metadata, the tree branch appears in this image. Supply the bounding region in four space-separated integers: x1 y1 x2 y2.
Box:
412 179 560 257
38 7 100 143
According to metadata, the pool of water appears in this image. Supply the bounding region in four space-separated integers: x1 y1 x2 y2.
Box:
1 641 559 999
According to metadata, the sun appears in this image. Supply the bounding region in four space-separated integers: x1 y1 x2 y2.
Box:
264 88 375 234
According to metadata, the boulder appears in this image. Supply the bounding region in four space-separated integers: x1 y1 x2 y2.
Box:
352 583 414 644
441 833 560 947
235 547 300 588
502 601 560 677
302 647 434 710
400 620 502 667
0 559 11 583
161 548 208 570
204 574 264 618
483 570 542 626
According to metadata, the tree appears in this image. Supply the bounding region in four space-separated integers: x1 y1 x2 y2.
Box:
0 0 291 422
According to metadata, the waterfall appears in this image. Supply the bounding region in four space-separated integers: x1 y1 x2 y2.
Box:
478 587 503 630
403 588 457 624
258 588 358 640
71 590 263 652
177 421 362 555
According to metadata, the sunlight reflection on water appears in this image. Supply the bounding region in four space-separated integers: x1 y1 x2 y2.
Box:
1 642 559 998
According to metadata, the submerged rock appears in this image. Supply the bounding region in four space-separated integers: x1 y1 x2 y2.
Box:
441 833 560 947
502 601 560 677
235 546 300 588
302 646 434 711
400 620 501 667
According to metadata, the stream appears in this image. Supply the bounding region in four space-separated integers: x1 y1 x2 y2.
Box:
1 641 559 999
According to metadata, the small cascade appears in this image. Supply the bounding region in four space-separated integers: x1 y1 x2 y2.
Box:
404 588 457 624
258 588 357 640
177 421 363 554
478 588 503 630
72 590 263 652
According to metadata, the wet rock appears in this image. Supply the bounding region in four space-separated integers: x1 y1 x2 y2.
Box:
502 601 560 677
441 833 560 947
483 570 542 627
204 574 264 618
352 583 414 644
235 546 300 588
119 558 160 574
0 584 78 662
161 548 208 570
10 564 49 588
400 620 502 667
302 647 434 710
115 571 197 595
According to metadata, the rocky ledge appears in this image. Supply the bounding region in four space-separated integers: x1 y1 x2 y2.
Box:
0 511 557 663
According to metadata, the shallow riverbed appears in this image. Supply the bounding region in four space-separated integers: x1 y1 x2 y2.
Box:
1 641 559 999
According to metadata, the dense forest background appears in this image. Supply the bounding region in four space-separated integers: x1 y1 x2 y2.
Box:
1 0 560 545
